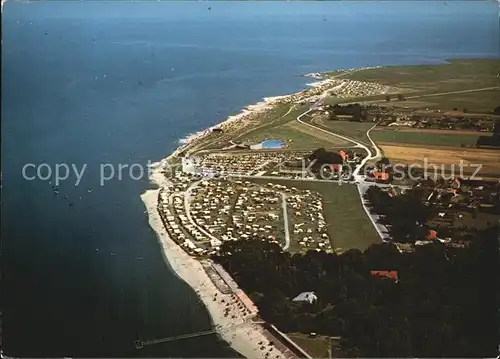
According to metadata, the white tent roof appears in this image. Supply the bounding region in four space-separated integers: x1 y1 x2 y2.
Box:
292 291 318 303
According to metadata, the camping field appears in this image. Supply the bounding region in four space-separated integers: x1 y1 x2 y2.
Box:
249 178 381 252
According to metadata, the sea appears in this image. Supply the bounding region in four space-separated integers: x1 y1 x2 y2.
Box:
2 0 498 357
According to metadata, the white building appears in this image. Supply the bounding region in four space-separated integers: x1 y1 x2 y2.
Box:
292 291 318 304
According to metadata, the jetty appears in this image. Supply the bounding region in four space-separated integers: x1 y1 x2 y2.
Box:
134 329 216 349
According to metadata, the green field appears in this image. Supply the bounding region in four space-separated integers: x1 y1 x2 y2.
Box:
407 88 500 113
232 103 298 140
311 118 374 145
371 130 484 147
240 122 350 150
249 178 380 251
238 105 351 150
286 333 331 358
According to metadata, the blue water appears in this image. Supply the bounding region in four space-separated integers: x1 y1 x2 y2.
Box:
262 140 286 149
2 1 498 357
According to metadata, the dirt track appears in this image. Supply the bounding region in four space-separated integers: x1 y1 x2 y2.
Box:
374 128 487 136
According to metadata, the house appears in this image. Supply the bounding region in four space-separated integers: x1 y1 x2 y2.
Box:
292 291 318 304
370 270 399 281
330 163 342 172
336 114 354 121
425 230 438 241
372 171 389 181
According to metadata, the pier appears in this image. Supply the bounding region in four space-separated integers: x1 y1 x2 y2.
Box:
134 329 216 349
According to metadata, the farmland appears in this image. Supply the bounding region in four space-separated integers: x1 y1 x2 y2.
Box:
380 144 500 179
371 129 484 147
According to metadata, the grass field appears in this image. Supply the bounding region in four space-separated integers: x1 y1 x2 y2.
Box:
286 333 331 358
238 106 351 150
249 178 380 251
239 122 350 150
190 103 300 153
405 88 500 113
311 118 374 145
232 104 298 140
371 129 483 147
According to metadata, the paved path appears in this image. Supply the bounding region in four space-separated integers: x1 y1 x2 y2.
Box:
295 108 381 180
184 180 221 243
405 86 500 99
280 193 291 250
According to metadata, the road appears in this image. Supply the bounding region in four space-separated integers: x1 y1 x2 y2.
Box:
184 180 221 243
295 108 381 180
280 193 291 250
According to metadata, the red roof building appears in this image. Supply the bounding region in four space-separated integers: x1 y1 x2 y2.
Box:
426 230 438 240
330 163 342 171
370 270 399 281
372 171 389 181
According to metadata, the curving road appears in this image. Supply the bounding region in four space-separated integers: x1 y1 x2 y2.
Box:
296 108 381 180
184 180 221 243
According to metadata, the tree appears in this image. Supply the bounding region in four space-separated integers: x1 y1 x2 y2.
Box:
379 156 390 167
493 120 500 135
385 95 391 102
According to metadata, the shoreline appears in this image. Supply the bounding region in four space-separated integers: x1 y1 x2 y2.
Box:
139 66 389 357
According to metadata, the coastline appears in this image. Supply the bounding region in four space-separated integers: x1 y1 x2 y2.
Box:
139 70 379 357
138 76 329 356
